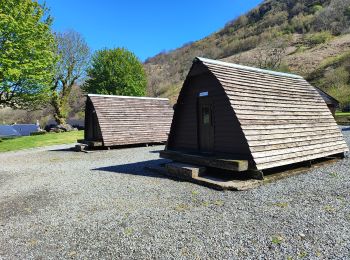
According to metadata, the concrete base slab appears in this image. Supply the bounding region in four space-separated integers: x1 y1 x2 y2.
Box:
146 157 344 191
77 140 103 148
146 164 260 191
160 150 249 172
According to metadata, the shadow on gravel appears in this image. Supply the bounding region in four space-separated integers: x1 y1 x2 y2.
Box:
149 150 163 154
49 148 75 152
0 189 53 221
93 159 171 178
50 145 166 153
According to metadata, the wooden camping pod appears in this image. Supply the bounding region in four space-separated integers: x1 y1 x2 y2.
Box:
84 94 173 147
161 57 348 171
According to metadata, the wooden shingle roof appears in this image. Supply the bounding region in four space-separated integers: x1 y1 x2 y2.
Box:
196 57 348 170
87 94 173 146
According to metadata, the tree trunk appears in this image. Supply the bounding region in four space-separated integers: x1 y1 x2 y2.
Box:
51 92 67 125
53 112 66 125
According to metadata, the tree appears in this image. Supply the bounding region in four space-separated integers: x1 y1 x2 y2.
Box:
313 0 350 35
51 30 90 125
84 48 147 96
0 0 57 109
252 37 288 70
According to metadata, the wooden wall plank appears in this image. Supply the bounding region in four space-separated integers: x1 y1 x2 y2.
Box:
200 58 348 170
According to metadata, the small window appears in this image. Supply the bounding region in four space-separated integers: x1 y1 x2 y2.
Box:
202 107 210 125
199 91 208 97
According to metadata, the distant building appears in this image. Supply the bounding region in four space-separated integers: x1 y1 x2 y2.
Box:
0 125 20 138
0 124 39 138
12 124 40 136
45 119 85 130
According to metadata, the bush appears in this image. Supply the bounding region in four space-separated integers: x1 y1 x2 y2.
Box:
259 11 288 29
288 14 314 33
323 67 349 87
312 0 350 35
304 31 332 46
30 131 47 136
311 5 323 14
327 84 350 108
345 6 350 17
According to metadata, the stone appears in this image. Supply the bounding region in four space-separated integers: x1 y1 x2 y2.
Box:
57 124 74 132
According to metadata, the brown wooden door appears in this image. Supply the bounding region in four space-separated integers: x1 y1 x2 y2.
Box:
198 97 214 153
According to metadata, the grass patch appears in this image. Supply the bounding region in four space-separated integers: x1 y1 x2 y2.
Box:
0 131 83 152
335 112 350 125
213 200 224 206
298 251 308 258
123 227 134 236
307 50 350 82
335 112 350 117
328 172 339 178
304 31 333 47
272 202 289 208
323 205 336 213
320 51 350 69
288 45 310 55
202 201 210 207
174 203 190 212
191 190 199 196
336 195 346 203
335 118 350 125
27 239 38 247
271 235 284 245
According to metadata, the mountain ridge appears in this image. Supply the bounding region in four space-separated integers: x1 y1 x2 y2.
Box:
144 0 350 106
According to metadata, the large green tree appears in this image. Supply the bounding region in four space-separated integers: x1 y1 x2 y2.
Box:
84 48 146 96
0 0 57 109
51 30 90 125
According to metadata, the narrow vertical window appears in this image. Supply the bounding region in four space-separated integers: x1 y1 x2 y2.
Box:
202 106 210 125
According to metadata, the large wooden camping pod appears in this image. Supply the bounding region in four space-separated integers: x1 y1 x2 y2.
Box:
84 94 173 147
161 57 348 172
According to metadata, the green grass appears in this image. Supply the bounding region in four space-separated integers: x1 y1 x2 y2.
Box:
335 112 350 117
0 131 83 152
320 51 350 69
335 112 350 125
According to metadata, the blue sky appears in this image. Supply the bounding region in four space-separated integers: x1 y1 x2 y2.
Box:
43 0 262 61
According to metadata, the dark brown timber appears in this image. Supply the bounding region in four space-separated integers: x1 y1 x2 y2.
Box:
162 57 348 171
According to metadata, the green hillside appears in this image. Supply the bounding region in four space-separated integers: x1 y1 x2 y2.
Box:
144 0 350 106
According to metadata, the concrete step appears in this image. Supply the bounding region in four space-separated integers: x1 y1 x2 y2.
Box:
165 162 206 180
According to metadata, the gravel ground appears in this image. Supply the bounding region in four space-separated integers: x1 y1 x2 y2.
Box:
0 128 349 259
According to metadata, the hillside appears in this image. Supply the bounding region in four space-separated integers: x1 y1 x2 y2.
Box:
144 0 350 105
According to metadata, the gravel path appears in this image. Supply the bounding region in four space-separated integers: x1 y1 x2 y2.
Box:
0 128 349 259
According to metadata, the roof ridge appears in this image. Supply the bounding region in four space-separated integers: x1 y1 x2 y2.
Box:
87 94 169 101
196 57 304 79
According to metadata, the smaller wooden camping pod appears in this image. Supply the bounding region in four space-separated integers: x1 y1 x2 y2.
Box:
84 94 173 147
161 57 348 171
